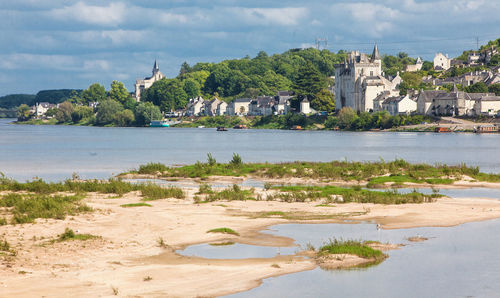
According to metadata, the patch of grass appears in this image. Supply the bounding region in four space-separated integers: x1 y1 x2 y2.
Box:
58 228 99 242
205 185 255 202
0 176 184 201
157 237 169 249
207 227 240 236
197 183 213 194
0 193 91 224
0 217 7 225
137 162 168 174
209 241 235 246
120 158 500 184
248 210 367 220
112 286 119 296
143 276 153 282
139 184 185 201
271 185 437 204
271 263 281 268
120 203 152 208
0 239 10 251
318 239 386 261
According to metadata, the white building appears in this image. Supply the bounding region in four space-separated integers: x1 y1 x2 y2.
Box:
300 98 311 114
186 96 205 116
216 101 228 116
416 87 500 116
31 102 57 117
227 98 252 116
204 98 222 116
405 57 423 72
381 95 417 116
433 53 451 71
134 61 165 101
334 44 400 112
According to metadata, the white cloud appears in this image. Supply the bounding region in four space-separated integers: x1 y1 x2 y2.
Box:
231 7 309 26
49 2 127 26
0 53 76 70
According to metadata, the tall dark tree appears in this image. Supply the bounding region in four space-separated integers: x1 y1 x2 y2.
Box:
292 61 327 109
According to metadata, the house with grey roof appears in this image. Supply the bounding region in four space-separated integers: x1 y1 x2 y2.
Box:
227 98 252 116
381 95 417 116
185 96 205 116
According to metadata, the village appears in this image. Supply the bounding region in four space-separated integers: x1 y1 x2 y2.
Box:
25 43 500 131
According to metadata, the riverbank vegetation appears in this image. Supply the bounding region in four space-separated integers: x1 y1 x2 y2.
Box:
124 157 500 184
0 176 185 202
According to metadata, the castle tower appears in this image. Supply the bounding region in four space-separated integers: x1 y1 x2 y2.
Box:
371 43 381 62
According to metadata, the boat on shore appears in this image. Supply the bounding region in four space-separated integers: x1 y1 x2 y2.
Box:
291 125 303 130
217 126 228 131
434 127 451 133
233 124 248 129
149 120 170 127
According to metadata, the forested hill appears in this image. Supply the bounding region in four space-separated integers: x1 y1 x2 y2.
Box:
0 89 82 109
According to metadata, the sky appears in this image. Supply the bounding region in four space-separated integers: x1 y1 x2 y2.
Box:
0 0 499 96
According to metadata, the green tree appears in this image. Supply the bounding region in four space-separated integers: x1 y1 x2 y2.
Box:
55 101 74 123
134 102 162 126
17 104 31 121
96 99 123 126
466 82 488 93
179 61 192 76
311 89 335 112
71 106 93 123
81 83 106 104
337 107 357 129
292 61 327 109
488 83 500 96
113 109 135 127
183 78 201 98
109 81 131 104
142 78 188 111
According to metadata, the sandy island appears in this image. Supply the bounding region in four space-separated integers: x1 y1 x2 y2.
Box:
1 182 500 297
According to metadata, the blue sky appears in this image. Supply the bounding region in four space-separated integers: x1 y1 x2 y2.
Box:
0 0 499 95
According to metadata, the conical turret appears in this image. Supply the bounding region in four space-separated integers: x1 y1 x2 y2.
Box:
371 43 381 62
153 60 159 74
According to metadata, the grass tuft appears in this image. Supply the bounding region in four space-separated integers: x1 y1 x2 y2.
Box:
120 203 152 208
58 228 99 242
318 239 386 261
207 227 240 236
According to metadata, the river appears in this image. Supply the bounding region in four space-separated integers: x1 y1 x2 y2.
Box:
1 118 500 181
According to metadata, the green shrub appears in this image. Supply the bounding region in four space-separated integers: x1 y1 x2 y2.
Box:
137 163 168 174
0 239 9 251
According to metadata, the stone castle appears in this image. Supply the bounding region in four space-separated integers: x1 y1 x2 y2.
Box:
334 44 400 112
134 60 165 101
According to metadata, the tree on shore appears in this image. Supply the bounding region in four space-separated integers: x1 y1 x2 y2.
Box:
96 99 123 126
134 102 161 126
55 101 74 123
17 104 31 121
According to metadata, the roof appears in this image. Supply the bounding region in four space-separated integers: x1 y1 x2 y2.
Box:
418 90 448 102
478 96 500 102
233 98 252 103
371 44 381 61
278 91 293 97
382 96 404 104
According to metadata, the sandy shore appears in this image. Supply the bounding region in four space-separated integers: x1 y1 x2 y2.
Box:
1 187 500 297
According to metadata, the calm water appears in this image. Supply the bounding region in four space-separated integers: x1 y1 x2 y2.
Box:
1 118 500 181
219 221 500 298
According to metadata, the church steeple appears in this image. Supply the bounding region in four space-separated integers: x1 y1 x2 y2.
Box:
153 60 159 74
371 43 381 62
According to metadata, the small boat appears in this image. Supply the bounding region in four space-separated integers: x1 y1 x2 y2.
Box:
233 124 248 129
291 125 303 130
197 125 205 128
434 127 450 133
149 120 170 127
474 125 498 133
216 126 228 131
